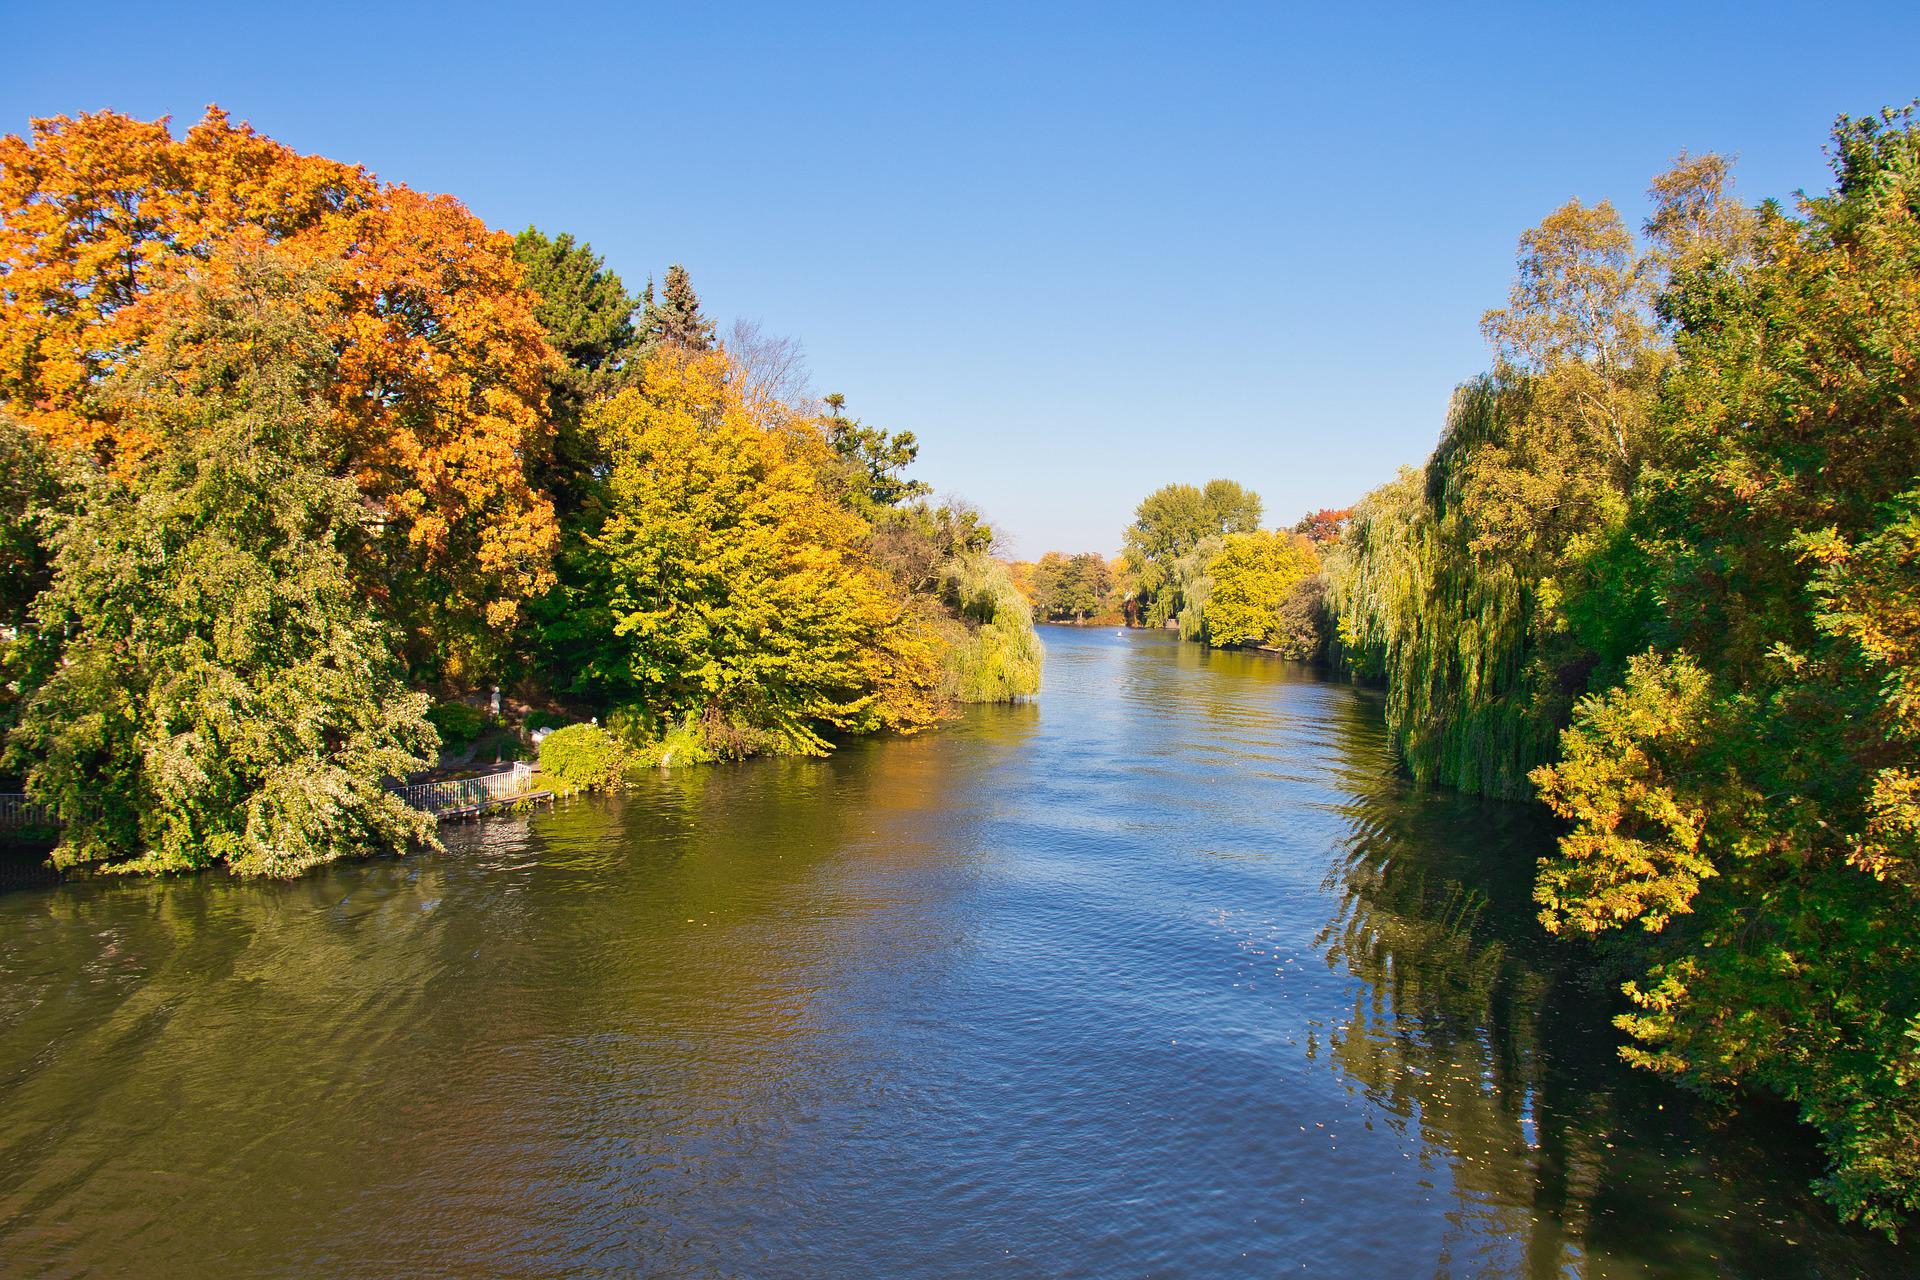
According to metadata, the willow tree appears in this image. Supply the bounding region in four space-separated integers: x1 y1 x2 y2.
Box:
1326 157 1741 797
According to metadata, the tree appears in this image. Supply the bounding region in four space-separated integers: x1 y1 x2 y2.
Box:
1321 154 1740 797
819 393 930 514
1530 108 1920 1230
726 318 812 406
1293 507 1353 546
1201 530 1320 647
512 227 642 392
0 415 61 630
512 227 642 514
1123 479 1263 625
639 263 716 352
549 348 937 755
6 252 438 877
1030 551 1113 621
0 108 558 672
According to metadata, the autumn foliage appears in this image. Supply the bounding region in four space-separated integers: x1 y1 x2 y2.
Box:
0 108 557 662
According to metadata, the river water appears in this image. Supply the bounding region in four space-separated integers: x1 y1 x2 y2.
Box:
0 627 1911 1278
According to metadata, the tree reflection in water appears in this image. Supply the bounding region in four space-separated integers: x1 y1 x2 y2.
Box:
1315 740 1909 1278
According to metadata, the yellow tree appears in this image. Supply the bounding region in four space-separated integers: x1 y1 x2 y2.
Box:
563 349 941 754
1203 530 1320 647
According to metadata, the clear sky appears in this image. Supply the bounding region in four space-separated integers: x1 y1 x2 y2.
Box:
6 1 1916 556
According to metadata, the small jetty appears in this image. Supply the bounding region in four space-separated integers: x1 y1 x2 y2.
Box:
391 761 555 822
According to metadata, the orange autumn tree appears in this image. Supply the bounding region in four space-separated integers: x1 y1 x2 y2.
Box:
0 107 556 672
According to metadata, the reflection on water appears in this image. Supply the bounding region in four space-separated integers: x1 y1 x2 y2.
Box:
0 627 1909 1278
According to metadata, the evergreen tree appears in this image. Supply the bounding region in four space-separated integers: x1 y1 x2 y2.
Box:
511 227 643 515
640 263 716 352
820 392 930 513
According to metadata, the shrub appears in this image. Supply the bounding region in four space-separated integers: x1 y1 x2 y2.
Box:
426 701 489 751
537 723 633 793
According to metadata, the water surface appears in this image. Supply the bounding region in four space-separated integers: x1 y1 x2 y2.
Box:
0 627 1909 1277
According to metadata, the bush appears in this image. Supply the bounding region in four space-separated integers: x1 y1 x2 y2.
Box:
524 709 569 734
537 723 633 793
426 701 489 751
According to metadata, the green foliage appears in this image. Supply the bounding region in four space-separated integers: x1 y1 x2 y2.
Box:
542 349 938 755
0 415 60 629
1269 573 1332 662
511 227 642 516
524 710 569 734
1527 108 1920 1230
512 228 643 385
426 701 489 751
935 553 1042 702
638 264 715 353
1029 551 1114 621
537 722 633 793
1123 479 1262 625
820 393 930 514
7 252 438 877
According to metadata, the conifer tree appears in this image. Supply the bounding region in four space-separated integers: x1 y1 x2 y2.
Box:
640 263 717 352
511 227 642 515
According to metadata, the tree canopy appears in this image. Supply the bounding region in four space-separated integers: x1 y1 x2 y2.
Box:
1123 479 1263 626
0 107 560 672
543 348 942 757
6 252 438 876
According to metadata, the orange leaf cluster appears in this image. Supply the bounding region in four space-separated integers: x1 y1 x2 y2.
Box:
0 107 557 641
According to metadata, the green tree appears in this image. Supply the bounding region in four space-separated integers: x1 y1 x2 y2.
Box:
1531 107 1920 1230
1323 153 1739 796
7 253 437 877
551 348 937 755
512 228 643 514
820 392 930 514
0 415 60 629
1124 479 1262 625
1028 551 1113 621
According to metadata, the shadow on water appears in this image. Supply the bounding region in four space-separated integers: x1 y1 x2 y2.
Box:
0 625 1911 1278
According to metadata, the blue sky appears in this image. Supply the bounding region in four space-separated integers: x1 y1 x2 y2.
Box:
6 2 1916 555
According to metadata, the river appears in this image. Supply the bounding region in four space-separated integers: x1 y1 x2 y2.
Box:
0 626 1911 1278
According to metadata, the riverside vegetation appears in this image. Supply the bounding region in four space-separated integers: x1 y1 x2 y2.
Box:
6 98 1919 1238
0 108 1039 875
1015 108 1920 1233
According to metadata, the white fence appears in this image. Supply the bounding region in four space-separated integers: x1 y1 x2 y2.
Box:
389 762 539 816
0 794 56 830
